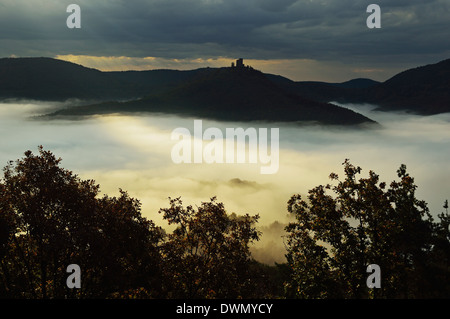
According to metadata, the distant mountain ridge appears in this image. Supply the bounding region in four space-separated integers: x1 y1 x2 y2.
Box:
267 59 450 115
365 59 450 114
50 66 374 125
331 78 380 89
0 57 203 101
1 56 449 123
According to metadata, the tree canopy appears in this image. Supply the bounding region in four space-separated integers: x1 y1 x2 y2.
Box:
284 159 450 298
158 196 260 298
0 146 164 298
0 147 270 298
0 149 449 299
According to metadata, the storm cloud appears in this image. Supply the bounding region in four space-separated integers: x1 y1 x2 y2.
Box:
1 0 449 81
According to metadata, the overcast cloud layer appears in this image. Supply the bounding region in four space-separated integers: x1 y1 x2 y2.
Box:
1 0 449 81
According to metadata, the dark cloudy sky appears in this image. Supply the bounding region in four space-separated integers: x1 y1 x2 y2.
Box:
1 0 449 81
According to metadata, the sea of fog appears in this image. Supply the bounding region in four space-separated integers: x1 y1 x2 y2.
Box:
1 101 449 264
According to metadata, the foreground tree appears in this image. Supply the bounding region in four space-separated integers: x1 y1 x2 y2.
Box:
159 197 261 298
0 146 163 298
424 201 450 297
6 148 445 299
285 160 449 298
0 147 270 299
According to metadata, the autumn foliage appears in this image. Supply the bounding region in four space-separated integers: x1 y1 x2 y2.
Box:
285 160 450 298
0 148 449 299
0 147 266 298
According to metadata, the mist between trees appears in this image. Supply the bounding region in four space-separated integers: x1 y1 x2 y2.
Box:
0 146 449 299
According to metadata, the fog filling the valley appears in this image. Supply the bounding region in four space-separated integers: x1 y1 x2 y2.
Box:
1 101 449 265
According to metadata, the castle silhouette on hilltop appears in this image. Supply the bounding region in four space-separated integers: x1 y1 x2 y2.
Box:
231 58 253 69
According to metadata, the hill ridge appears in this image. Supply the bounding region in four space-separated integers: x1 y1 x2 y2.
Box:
6 56 450 122
48 65 376 126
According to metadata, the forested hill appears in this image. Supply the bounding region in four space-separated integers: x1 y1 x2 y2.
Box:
365 58 450 114
268 58 450 115
0 57 202 101
50 66 375 126
2 57 449 116
0 57 375 125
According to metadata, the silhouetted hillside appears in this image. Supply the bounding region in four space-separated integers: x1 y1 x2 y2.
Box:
366 59 450 114
50 66 375 125
332 78 380 89
268 59 450 115
5 56 449 121
0 57 110 100
2 57 450 116
0 57 201 101
264 75 379 105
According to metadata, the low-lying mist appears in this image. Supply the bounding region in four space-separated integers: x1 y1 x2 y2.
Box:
1 101 449 265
